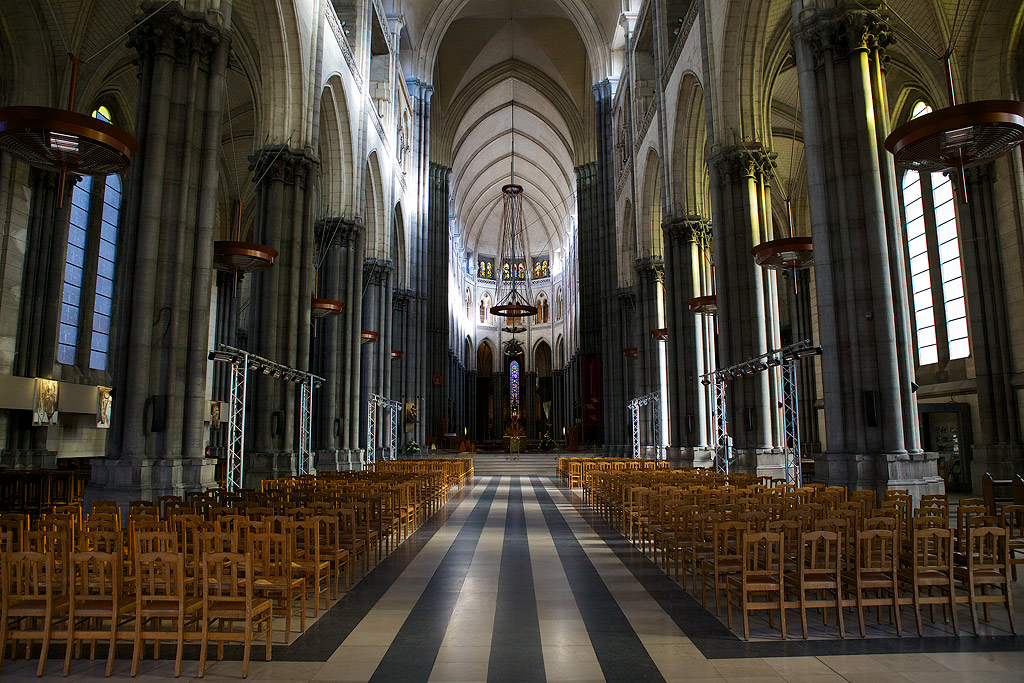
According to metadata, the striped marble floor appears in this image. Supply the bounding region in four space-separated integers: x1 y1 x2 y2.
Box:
12 476 1023 682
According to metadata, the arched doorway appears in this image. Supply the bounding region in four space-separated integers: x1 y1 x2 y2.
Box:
477 341 494 439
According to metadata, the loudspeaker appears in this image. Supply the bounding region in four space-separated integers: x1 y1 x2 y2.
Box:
147 395 166 433
863 390 878 428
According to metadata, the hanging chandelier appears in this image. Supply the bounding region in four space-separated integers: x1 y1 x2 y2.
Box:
214 200 278 285
490 78 537 323
0 55 138 207
688 294 718 316
885 53 1024 197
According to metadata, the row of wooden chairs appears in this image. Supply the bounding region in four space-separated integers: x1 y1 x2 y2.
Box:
575 468 1020 640
0 459 470 677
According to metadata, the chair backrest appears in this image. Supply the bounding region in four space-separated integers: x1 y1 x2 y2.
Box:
247 531 291 580
0 513 29 550
287 519 320 562
855 529 896 574
135 530 177 555
202 552 253 604
910 527 953 573
3 551 55 600
965 526 1008 572
199 530 238 554
82 529 122 555
69 551 123 601
1001 505 1024 540
740 532 783 577
798 530 841 575
135 551 186 601
712 521 748 559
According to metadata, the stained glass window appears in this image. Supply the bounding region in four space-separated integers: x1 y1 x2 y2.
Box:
510 360 520 417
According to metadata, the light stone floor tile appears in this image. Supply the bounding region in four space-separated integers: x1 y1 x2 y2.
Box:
543 658 606 681
428 659 490 681
433 646 493 663
764 656 836 677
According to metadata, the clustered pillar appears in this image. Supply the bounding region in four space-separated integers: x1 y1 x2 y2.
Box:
708 144 783 476
313 217 364 470
662 216 712 466
245 147 318 484
91 2 230 501
792 0 941 498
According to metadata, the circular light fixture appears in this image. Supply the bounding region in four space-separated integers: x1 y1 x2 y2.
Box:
360 330 380 345
688 295 718 316
390 349 404 359
502 324 528 335
0 106 139 175
491 302 538 318
623 347 638 358
213 240 278 273
885 100 1024 173
310 297 344 320
650 328 668 341
751 237 814 271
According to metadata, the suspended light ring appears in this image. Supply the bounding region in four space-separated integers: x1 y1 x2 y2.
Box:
390 349 404 359
310 297 345 320
650 328 668 341
885 100 1024 173
0 106 138 174
752 237 814 270
213 240 278 273
623 347 639 358
491 303 538 318
360 330 380 345
688 295 718 316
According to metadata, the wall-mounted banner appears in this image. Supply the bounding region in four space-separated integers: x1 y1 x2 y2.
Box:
97 386 112 428
33 378 59 426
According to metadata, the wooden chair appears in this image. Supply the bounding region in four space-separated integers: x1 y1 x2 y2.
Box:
844 529 901 638
312 514 350 597
249 531 306 641
131 551 202 677
898 527 957 636
0 551 69 676
954 526 1017 635
64 550 134 677
786 530 844 639
287 520 331 617
999 504 1024 580
701 521 747 618
198 552 273 678
726 531 787 641
0 513 29 551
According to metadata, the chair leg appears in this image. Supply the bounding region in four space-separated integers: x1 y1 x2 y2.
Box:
199 617 209 678
241 624 252 679
741 590 750 641
36 612 53 677
856 590 866 638
799 590 808 639
835 590 846 639
63 620 74 677
130 620 142 677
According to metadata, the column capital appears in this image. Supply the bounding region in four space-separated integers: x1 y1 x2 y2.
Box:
128 2 230 64
315 216 363 247
798 3 895 66
634 257 665 283
663 214 712 247
249 146 318 187
709 143 777 181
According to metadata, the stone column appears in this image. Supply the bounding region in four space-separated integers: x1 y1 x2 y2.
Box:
6 169 73 467
89 2 230 502
493 371 505 439
634 257 665 456
312 217 361 470
523 370 538 440
359 259 392 450
424 164 450 444
708 144 783 476
245 146 318 484
958 163 1024 483
793 0 941 498
466 370 478 442
662 216 712 466
552 369 565 443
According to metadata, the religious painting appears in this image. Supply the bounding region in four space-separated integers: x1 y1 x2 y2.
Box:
532 255 550 278
210 401 221 430
97 386 112 428
33 378 59 427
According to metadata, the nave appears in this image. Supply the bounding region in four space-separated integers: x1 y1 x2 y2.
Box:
7 476 1022 682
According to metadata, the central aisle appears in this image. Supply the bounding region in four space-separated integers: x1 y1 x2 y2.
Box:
317 475 702 681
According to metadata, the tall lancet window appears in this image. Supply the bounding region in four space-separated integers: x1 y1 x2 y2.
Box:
899 101 969 366
510 359 520 418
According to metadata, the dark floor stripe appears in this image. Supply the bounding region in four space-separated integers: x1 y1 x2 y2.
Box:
277 477 479 661
555 483 1024 659
530 476 665 683
370 476 501 683
488 477 545 682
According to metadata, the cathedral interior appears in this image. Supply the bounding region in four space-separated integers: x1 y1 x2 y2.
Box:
0 0 1023 679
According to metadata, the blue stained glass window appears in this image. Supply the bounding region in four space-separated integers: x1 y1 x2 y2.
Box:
90 174 121 370
510 360 520 417
58 175 93 364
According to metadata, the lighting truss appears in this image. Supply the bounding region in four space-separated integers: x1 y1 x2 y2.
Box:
208 344 324 491
628 392 662 461
298 376 313 477
367 394 402 467
701 340 821 480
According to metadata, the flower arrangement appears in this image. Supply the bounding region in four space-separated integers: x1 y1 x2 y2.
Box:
405 439 420 455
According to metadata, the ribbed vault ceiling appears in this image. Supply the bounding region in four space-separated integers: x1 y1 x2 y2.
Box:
433 3 597 258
